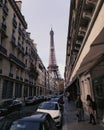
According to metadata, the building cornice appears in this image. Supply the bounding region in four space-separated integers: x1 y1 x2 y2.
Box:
8 0 27 29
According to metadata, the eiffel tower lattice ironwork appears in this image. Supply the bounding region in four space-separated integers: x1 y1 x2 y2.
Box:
48 28 61 80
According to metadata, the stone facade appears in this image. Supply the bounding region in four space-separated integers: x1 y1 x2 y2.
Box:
0 0 56 101
65 0 104 122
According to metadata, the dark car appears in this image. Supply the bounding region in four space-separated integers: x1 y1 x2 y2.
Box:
8 99 23 112
0 100 13 116
9 112 57 130
25 96 39 105
0 99 23 116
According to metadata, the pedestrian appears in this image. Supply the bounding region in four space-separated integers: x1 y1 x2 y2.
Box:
75 95 84 122
86 94 96 125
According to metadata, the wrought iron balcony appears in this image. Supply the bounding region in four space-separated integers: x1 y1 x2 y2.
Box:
18 27 25 38
18 41 21 47
0 45 7 55
18 44 24 54
11 36 16 47
12 18 17 28
9 53 25 69
3 4 8 15
9 73 13 77
18 27 22 35
1 23 7 38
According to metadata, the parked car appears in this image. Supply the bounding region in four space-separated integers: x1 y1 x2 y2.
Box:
8 99 23 112
37 101 62 127
25 96 39 105
50 97 64 113
0 99 23 116
0 108 8 117
9 112 57 130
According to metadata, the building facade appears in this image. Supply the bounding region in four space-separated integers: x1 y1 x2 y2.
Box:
65 0 104 122
0 0 57 102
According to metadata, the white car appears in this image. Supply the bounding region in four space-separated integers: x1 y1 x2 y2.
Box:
37 101 62 127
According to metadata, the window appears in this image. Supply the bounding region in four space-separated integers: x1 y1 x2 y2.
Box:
10 64 13 74
24 86 28 97
2 80 13 99
15 83 22 98
25 59 27 66
29 87 32 96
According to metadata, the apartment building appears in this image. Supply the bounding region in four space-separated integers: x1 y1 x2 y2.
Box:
0 0 56 102
65 0 104 121
0 0 28 101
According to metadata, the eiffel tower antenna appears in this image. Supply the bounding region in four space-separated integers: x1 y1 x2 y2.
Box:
48 28 61 80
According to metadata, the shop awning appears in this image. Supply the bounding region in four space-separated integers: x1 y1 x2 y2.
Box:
77 28 104 75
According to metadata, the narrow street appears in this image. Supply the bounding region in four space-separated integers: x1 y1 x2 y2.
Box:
0 97 104 130
62 97 104 130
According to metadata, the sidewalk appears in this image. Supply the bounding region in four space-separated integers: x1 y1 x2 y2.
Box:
62 97 104 130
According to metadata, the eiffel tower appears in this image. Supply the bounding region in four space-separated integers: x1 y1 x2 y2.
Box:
48 28 61 80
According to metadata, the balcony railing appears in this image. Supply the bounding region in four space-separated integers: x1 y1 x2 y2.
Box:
9 73 13 77
11 36 16 47
18 41 21 47
12 18 17 28
0 45 7 55
18 27 22 35
18 45 24 54
9 53 25 69
1 23 7 38
1 23 6 31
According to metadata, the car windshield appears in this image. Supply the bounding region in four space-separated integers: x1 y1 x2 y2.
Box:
10 121 40 130
39 102 58 110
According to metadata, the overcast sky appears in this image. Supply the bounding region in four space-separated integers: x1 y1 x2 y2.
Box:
21 0 70 78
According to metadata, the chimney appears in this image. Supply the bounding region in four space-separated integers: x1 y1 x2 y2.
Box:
15 1 22 11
